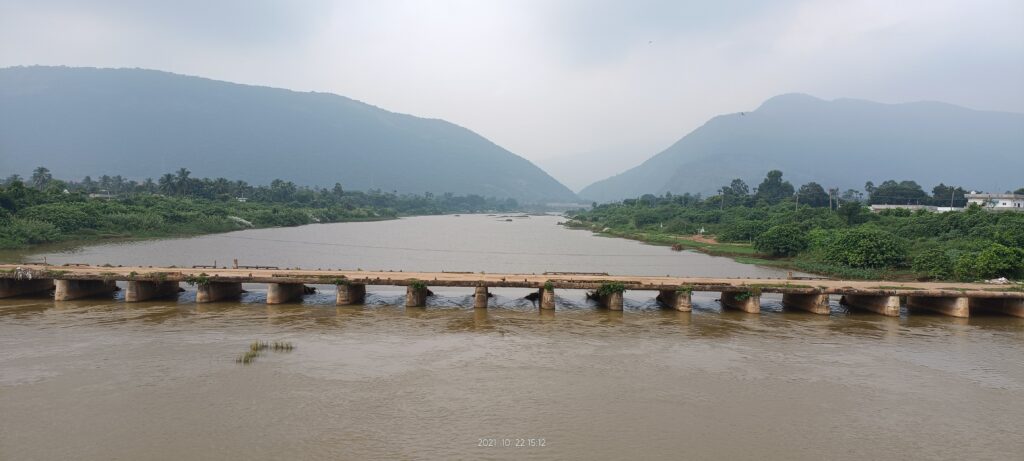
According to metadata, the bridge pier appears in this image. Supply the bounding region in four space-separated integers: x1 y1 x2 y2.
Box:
54 279 116 301
196 282 242 303
657 290 692 311
539 288 555 310
906 295 969 317
782 292 830 314
125 281 181 302
473 286 489 309
406 285 429 308
267 283 306 304
841 294 900 316
0 278 54 298
594 291 624 310
336 283 366 305
720 291 760 313
969 297 1024 318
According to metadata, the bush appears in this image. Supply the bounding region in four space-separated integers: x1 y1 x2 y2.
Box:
719 220 769 243
753 225 808 257
823 227 908 268
911 247 953 280
0 219 60 248
953 243 1024 281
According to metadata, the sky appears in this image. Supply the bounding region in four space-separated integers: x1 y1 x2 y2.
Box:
2 0 1022 190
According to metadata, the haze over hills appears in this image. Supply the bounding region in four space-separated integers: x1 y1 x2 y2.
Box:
0 66 578 203
579 94 1024 202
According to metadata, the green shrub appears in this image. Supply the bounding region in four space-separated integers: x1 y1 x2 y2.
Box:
753 225 808 257
822 227 908 268
911 247 953 279
953 243 1024 281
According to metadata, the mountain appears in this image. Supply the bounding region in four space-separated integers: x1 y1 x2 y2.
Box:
0 66 577 203
579 94 1024 201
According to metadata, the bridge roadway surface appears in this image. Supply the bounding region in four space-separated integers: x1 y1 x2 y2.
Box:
3 264 1022 299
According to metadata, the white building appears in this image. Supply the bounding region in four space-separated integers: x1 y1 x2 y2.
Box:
965 192 1024 210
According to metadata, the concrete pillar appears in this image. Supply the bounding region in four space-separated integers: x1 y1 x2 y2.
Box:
720 291 760 313
267 283 306 304
473 286 489 309
597 291 624 310
842 294 900 317
540 288 555 310
969 297 1024 318
0 278 54 298
657 290 692 312
336 283 366 305
406 285 429 307
196 282 243 303
782 292 830 315
906 296 969 318
54 279 116 301
125 281 180 302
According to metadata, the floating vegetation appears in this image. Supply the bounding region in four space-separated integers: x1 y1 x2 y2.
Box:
236 340 295 365
236 350 259 364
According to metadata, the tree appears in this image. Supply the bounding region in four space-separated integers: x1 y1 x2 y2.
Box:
175 168 192 195
840 189 864 202
797 182 830 207
3 174 23 186
30 167 52 190
754 225 808 257
931 183 966 207
754 170 795 204
867 180 928 205
728 179 749 197
1014 187 1024 195
158 173 176 195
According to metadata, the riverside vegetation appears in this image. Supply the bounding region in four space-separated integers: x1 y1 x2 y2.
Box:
568 170 1024 282
0 167 522 249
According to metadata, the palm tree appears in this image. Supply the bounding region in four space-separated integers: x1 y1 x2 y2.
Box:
175 168 192 195
158 173 176 195
30 166 52 190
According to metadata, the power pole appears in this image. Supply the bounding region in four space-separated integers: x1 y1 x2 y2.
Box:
794 192 799 211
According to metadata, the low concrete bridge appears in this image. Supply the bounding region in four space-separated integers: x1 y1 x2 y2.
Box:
1 264 1022 318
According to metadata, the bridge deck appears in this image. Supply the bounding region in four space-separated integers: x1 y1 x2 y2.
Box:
2 264 1021 299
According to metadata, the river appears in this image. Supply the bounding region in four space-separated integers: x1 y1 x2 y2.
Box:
1 214 1022 460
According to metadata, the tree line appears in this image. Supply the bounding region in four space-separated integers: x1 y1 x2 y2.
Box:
0 167 523 249
571 170 1024 282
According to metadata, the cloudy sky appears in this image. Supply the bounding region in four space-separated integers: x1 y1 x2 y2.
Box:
2 0 1022 189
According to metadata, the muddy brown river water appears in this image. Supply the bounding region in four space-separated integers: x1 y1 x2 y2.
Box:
1 215 1022 460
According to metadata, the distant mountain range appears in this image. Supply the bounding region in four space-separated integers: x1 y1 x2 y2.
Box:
0 66 577 203
580 94 1024 201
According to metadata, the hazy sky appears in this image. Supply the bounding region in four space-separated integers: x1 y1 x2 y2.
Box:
2 0 1022 189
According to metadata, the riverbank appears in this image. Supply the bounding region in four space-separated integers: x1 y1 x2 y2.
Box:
564 221 918 281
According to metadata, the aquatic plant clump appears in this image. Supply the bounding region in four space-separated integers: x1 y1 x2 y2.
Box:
236 340 295 365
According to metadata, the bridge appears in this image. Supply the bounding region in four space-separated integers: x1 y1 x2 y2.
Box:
1 264 1022 318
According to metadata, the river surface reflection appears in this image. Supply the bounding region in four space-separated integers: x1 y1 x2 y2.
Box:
1 215 1022 460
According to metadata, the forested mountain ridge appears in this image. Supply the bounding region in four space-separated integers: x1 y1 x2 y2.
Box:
579 94 1024 202
0 66 578 203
